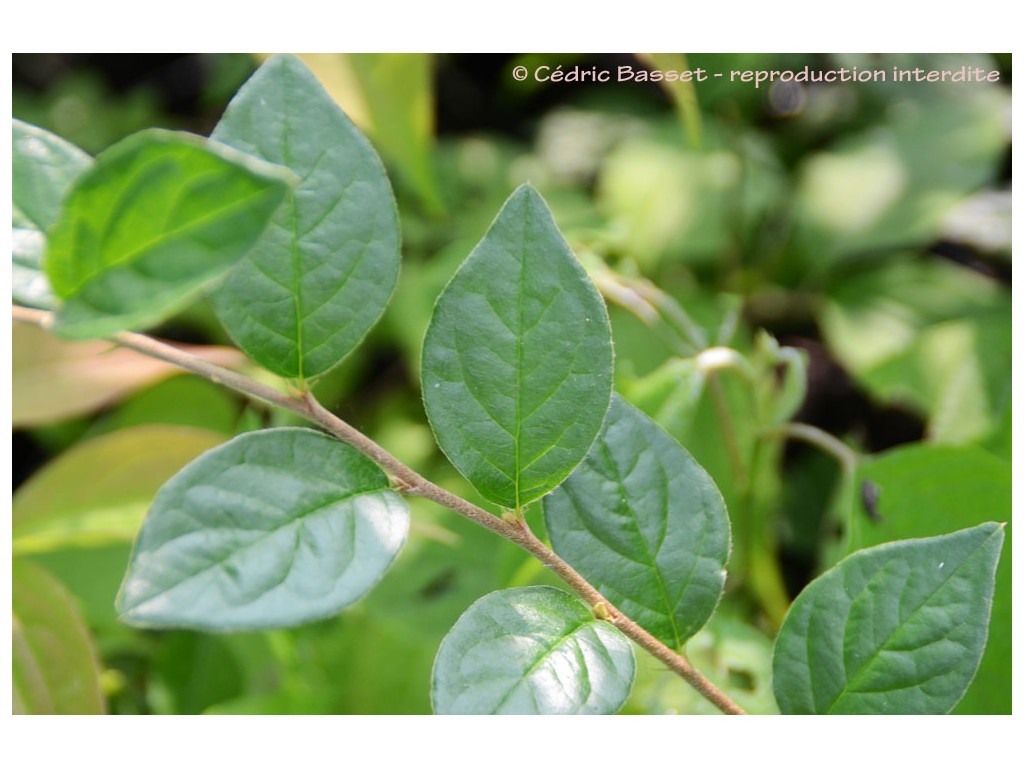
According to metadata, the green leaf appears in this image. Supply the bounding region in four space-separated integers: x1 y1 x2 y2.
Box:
544 394 730 648
431 586 635 714
209 54 401 381
849 444 1011 714
285 54 445 215
772 523 1004 714
117 427 409 630
12 119 92 308
13 558 105 714
13 425 226 553
94 375 245 437
45 128 293 339
422 185 613 509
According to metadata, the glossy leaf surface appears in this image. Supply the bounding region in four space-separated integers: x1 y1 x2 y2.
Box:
544 394 730 648
210 54 401 380
117 427 409 630
422 185 613 508
432 586 634 714
773 523 1004 714
45 129 292 339
12 119 92 308
13 558 105 714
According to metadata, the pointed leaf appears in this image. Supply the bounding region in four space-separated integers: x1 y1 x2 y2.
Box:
772 523 1004 714
422 185 613 508
431 586 635 715
209 54 401 380
544 394 730 648
12 119 92 308
45 128 293 339
849 444 1011 714
117 427 409 630
13 558 105 714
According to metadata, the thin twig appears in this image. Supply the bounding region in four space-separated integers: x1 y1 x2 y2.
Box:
13 305 747 715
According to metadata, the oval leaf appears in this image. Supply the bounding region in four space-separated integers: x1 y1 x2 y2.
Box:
432 586 635 714
13 558 105 714
772 523 1004 714
12 119 93 308
117 427 409 630
209 54 401 381
544 394 730 648
45 128 293 339
422 185 613 509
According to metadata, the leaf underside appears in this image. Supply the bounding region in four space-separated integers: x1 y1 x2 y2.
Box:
12 119 93 309
422 184 614 509
44 129 292 339
117 427 409 631
544 394 730 648
772 523 1004 714
432 586 635 715
210 53 401 381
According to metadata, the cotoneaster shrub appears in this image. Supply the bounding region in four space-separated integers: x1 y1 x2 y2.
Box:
12 54 1005 716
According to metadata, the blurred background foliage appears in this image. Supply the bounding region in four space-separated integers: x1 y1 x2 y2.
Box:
12 52 1011 715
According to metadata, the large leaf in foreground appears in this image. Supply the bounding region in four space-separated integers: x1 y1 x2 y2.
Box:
773 523 1004 714
117 427 409 630
12 119 92 308
544 394 730 649
432 586 635 714
422 185 613 509
13 558 105 714
210 54 401 381
45 129 293 339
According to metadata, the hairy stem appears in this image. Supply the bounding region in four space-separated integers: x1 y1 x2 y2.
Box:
13 305 747 715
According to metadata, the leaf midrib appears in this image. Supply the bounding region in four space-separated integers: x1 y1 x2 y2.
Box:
61 180 275 297
489 612 591 713
595 437 682 649
824 530 996 713
513 204 528 511
124 487 390 614
279 81 305 383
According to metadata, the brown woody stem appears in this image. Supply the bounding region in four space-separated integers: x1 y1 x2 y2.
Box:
13 304 747 715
